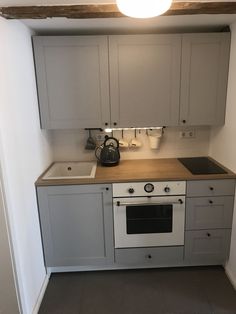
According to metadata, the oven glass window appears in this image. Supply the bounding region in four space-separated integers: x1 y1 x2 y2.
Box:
126 204 173 234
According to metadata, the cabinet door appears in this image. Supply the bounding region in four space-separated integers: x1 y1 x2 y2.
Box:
115 247 184 266
187 179 235 197
109 34 181 128
184 229 231 265
186 196 234 230
33 36 110 129
37 185 114 267
180 33 230 126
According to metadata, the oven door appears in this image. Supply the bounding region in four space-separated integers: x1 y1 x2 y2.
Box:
113 196 185 248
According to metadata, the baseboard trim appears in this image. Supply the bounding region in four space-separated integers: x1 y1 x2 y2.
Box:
32 273 50 314
225 265 236 290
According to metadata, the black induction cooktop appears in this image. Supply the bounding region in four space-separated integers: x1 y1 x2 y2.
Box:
178 157 227 175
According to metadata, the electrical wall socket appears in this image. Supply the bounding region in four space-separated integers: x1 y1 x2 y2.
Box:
180 129 196 139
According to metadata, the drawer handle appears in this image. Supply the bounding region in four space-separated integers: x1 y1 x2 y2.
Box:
206 232 211 237
209 200 213 204
145 254 152 259
209 186 214 191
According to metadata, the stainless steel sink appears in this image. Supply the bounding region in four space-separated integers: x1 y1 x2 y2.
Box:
42 161 97 180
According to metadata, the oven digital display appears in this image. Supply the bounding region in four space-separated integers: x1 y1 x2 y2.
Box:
126 204 173 234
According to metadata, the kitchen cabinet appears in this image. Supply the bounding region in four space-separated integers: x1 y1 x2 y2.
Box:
115 247 184 267
180 33 230 126
33 33 230 129
109 34 181 127
186 179 235 197
186 196 234 230
33 36 110 129
37 184 114 267
33 34 181 129
184 179 235 265
185 229 231 265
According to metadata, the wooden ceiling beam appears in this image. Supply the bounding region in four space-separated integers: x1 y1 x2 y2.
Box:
1 2 236 20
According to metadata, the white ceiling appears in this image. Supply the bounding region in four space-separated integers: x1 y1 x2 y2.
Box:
1 0 236 34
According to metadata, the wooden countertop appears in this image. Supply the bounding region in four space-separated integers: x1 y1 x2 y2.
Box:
35 157 236 187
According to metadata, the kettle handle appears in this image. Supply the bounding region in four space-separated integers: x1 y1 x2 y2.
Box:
104 137 119 148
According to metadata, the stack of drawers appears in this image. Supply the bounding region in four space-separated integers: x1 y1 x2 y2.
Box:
184 179 235 265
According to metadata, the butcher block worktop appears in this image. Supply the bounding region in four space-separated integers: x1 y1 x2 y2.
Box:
35 157 236 186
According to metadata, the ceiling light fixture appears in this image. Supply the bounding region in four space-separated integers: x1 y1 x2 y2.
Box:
116 0 173 18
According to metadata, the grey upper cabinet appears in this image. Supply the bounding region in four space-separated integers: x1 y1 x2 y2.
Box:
33 33 230 129
180 33 230 126
109 34 181 127
33 36 110 129
37 184 114 267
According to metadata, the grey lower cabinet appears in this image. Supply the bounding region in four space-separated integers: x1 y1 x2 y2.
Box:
184 179 235 265
185 229 231 265
180 33 230 126
37 184 114 268
36 179 235 271
115 247 184 267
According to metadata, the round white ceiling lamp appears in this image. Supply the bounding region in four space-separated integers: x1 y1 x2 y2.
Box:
116 0 173 18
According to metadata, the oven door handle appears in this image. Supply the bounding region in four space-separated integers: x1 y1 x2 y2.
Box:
116 199 183 207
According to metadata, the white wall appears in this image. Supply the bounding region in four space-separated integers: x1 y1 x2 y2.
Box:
52 127 211 161
209 22 236 287
0 166 19 314
0 18 53 313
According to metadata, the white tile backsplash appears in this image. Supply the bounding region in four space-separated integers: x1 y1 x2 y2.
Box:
51 126 211 161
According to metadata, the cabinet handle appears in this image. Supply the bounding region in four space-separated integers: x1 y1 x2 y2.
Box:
209 200 213 204
145 254 152 259
182 119 186 124
105 122 108 126
106 187 109 191
206 232 211 237
113 122 117 126
209 186 214 191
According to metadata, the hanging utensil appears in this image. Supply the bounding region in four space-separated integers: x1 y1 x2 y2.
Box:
85 129 96 150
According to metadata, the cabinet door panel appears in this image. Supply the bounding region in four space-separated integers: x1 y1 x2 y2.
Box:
186 196 234 230
187 179 235 197
184 229 231 265
37 185 114 267
180 33 230 126
115 247 184 266
109 34 181 127
33 36 110 129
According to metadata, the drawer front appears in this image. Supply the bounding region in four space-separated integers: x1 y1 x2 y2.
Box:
184 229 231 265
187 179 235 197
115 246 184 266
186 196 234 230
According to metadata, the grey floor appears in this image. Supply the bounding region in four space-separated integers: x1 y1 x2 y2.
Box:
39 266 236 314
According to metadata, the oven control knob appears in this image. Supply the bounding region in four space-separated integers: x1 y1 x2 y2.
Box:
128 188 135 194
144 183 154 193
164 186 170 193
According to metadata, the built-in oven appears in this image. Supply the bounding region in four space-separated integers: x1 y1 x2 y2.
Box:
113 181 186 248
